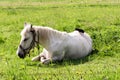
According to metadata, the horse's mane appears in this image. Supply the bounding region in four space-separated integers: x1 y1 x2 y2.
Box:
34 26 67 45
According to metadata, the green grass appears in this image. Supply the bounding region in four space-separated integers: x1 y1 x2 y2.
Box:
0 0 120 80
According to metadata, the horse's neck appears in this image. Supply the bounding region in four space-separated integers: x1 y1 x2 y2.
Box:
34 26 65 48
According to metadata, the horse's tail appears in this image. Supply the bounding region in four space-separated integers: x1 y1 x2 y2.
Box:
75 28 84 33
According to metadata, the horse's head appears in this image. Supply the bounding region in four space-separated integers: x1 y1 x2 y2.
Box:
17 23 36 58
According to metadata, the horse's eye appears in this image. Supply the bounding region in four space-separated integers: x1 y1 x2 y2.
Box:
24 38 28 41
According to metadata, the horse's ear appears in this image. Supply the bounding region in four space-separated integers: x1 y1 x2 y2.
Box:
24 22 27 28
24 22 32 28
30 24 35 32
30 24 33 29
24 22 31 28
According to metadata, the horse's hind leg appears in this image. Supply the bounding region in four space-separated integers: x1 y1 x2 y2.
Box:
41 56 64 64
41 51 65 64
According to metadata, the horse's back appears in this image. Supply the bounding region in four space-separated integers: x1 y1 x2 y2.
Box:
64 31 92 59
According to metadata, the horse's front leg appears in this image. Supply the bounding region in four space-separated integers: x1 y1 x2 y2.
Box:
32 48 47 61
32 54 61 64
32 53 45 61
32 55 40 61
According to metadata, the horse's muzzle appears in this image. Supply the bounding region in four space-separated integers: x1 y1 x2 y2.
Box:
18 52 25 59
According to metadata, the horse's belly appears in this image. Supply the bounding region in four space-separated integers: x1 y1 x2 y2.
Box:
64 48 88 59
64 38 91 59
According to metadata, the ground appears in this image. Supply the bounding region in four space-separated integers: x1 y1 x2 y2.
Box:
0 0 120 80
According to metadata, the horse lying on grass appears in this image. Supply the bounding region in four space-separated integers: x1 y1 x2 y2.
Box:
17 23 92 64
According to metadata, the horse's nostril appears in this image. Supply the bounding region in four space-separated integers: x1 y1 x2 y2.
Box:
18 53 24 59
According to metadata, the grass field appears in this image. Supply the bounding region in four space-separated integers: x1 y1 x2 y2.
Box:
0 0 120 80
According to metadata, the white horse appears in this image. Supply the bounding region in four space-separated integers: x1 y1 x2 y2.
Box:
17 23 92 64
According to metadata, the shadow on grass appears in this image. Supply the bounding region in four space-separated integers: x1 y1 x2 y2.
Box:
27 49 99 68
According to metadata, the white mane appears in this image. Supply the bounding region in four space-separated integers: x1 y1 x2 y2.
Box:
33 26 67 49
